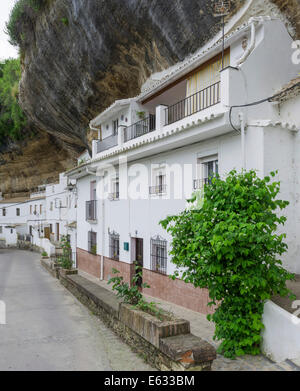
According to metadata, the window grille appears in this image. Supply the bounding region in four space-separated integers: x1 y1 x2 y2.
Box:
109 231 120 261
88 231 97 255
150 236 167 275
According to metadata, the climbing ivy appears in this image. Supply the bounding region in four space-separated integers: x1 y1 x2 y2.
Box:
160 170 295 359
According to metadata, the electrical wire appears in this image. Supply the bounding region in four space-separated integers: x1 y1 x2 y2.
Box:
229 81 300 133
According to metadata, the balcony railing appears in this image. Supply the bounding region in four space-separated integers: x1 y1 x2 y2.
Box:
97 134 118 154
86 200 97 221
164 81 221 126
149 184 167 195
108 192 120 201
124 114 156 142
193 178 213 190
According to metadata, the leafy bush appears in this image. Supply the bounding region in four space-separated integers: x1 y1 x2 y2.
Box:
41 251 48 257
108 264 164 319
6 0 46 47
161 170 295 359
0 59 27 143
57 235 73 270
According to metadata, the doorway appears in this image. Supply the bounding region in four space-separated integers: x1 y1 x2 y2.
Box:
56 223 60 242
133 238 143 287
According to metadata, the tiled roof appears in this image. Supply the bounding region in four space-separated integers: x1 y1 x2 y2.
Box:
269 77 300 103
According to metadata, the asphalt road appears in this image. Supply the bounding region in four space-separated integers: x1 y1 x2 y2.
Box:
0 249 152 371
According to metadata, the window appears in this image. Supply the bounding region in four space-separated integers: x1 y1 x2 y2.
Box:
109 179 119 201
40 205 42 214
50 202 53 211
194 156 219 190
109 232 120 261
151 236 167 275
2 208 6 217
0 226 2 234
149 174 167 195
113 119 119 135
30 205 32 214
88 231 97 255
16 208 20 216
34 205 37 214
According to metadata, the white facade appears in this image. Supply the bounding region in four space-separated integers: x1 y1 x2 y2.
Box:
0 173 77 260
68 16 300 278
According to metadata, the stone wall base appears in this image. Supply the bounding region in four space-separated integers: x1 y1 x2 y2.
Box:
59 274 216 371
76 248 214 315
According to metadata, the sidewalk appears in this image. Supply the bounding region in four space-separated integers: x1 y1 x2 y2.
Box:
79 270 300 371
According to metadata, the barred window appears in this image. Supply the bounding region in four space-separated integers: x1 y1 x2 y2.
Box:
151 236 167 275
109 232 120 261
88 231 97 255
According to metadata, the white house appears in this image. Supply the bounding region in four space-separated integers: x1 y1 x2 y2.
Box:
0 173 77 261
66 14 300 323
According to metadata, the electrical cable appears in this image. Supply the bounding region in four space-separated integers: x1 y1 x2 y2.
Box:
229 81 300 133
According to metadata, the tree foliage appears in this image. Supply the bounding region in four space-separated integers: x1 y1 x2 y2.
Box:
0 58 26 144
160 170 295 359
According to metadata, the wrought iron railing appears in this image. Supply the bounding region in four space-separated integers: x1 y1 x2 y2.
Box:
151 236 167 275
96 134 118 154
124 114 156 142
193 178 213 190
149 184 167 195
164 82 221 126
86 200 97 221
108 192 120 201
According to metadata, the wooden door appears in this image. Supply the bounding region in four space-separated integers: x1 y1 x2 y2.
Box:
135 238 143 287
56 223 60 242
44 227 50 240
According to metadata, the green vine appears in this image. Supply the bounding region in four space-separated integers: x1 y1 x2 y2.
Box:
57 235 73 270
160 170 295 359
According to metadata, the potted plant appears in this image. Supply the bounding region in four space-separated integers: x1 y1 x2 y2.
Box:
41 251 49 259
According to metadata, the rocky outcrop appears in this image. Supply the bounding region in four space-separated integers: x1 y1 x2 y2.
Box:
2 0 300 195
0 131 76 198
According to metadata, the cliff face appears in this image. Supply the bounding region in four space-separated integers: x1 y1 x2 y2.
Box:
19 0 235 152
2 0 300 196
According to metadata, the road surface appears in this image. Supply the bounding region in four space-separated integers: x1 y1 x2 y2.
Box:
0 249 152 371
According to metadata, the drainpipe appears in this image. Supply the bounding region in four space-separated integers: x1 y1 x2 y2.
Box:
239 112 246 170
236 19 257 67
100 199 105 281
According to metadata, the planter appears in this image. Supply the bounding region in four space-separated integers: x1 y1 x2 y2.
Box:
59 268 78 278
119 303 190 348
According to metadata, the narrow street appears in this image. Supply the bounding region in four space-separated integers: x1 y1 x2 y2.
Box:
0 249 152 371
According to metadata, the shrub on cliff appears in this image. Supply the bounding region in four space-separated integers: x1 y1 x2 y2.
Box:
6 0 46 47
160 170 295 359
0 58 26 143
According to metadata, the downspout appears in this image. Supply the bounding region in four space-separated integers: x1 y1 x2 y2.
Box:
236 19 257 67
100 199 105 281
239 112 246 170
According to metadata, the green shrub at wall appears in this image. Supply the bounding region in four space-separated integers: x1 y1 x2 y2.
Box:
160 170 295 359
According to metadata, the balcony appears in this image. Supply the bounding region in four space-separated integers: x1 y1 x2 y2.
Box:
193 178 213 190
124 114 156 142
86 200 97 222
108 192 120 201
97 134 118 154
149 184 167 195
164 82 221 126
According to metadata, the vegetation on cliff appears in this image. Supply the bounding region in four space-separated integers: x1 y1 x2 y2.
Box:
6 0 46 47
0 58 26 143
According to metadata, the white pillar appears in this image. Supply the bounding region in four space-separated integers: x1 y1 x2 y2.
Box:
156 105 168 131
118 125 126 146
